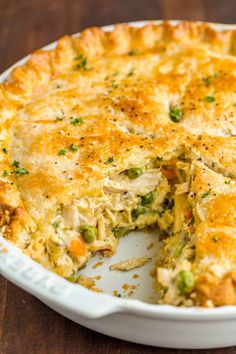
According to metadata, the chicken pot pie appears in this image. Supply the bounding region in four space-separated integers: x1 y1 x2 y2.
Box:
1 21 236 307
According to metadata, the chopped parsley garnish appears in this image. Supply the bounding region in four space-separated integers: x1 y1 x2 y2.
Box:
156 156 163 161
13 168 29 176
2 147 8 154
204 96 215 103
202 73 220 87
127 68 135 77
75 54 87 69
225 180 230 184
3 170 9 177
201 190 211 199
128 49 137 56
169 106 183 123
9 161 30 176
212 236 219 243
74 54 91 70
106 156 114 164
55 109 65 121
202 76 212 87
70 144 78 152
12 160 20 167
55 116 64 122
70 117 84 126
52 221 60 230
58 149 68 156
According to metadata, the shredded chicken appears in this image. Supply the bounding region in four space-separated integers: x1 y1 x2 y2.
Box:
104 169 162 195
109 257 151 271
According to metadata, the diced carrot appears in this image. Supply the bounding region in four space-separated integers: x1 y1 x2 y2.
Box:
184 208 192 223
70 238 88 258
189 225 195 234
162 168 176 180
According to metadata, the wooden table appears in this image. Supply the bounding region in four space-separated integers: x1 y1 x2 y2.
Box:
0 0 236 352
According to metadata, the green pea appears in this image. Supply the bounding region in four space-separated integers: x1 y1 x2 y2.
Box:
141 192 154 205
176 270 195 293
131 206 147 220
79 225 98 243
67 270 79 283
127 167 143 179
112 227 128 238
169 106 182 123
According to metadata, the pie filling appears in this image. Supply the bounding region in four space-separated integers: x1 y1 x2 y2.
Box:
2 21 236 307
23 153 198 305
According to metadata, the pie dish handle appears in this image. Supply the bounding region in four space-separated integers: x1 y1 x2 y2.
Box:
0 237 124 319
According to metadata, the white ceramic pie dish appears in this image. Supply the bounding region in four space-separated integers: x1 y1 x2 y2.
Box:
1 21 236 349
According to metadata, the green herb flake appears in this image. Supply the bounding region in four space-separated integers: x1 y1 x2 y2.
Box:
70 144 78 152
224 180 230 184
12 160 20 167
70 117 84 126
52 221 60 230
55 116 64 122
128 49 137 56
169 106 183 123
3 170 9 177
106 156 114 164
127 68 135 77
74 54 84 61
202 76 212 87
75 54 88 70
212 236 219 243
201 190 211 199
58 149 68 156
204 96 216 103
13 168 29 176
214 72 220 78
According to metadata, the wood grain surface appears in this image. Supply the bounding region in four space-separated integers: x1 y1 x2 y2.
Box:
0 0 236 353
